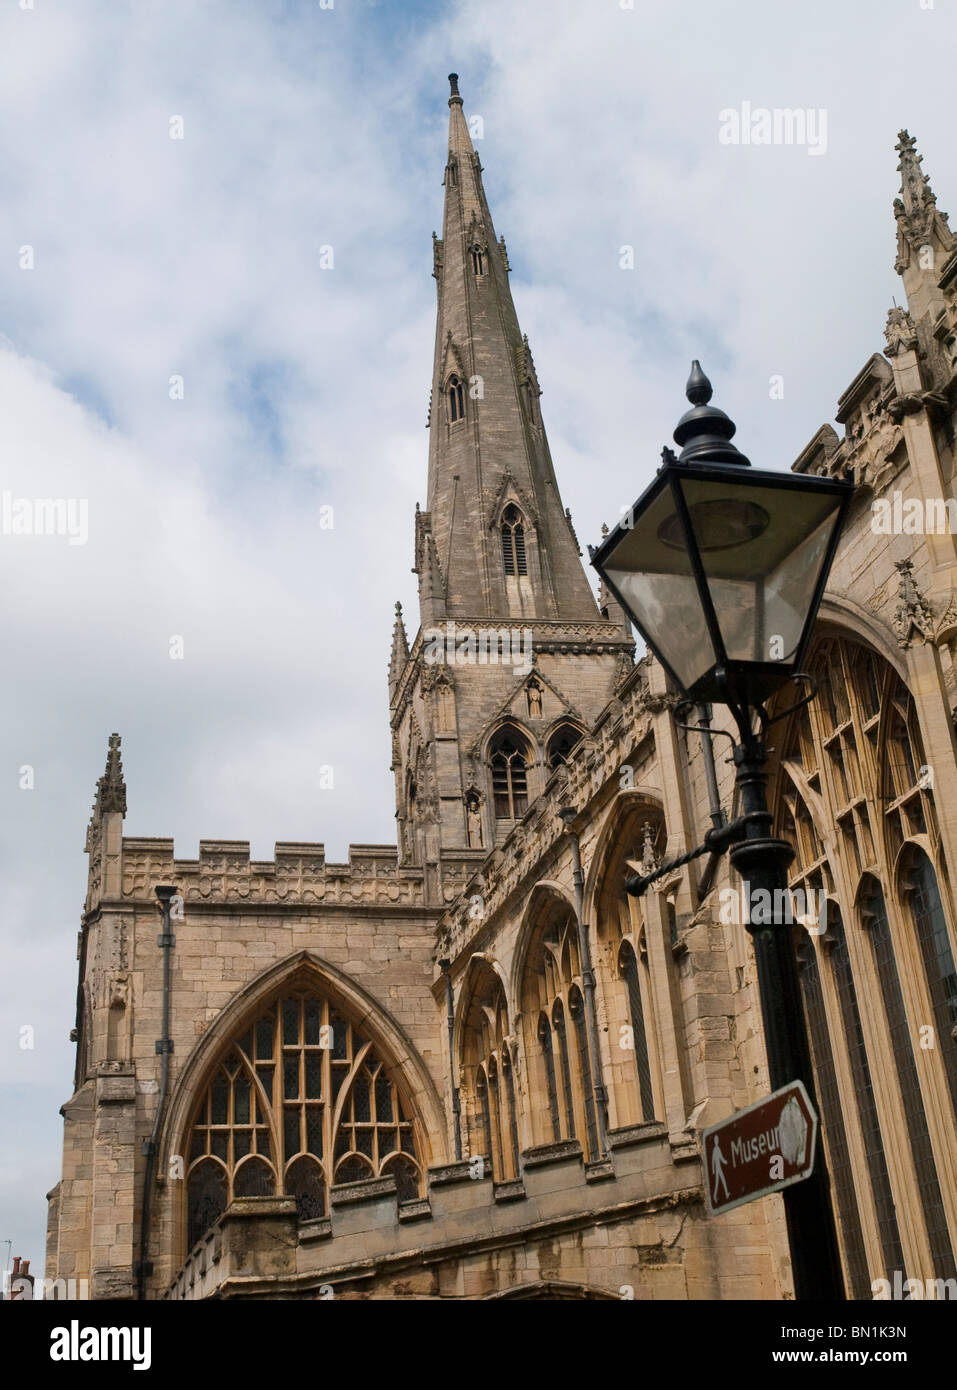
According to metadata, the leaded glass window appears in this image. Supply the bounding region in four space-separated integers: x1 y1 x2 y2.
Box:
185 990 422 1249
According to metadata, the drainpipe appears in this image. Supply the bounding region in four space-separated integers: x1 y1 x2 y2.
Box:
136 883 177 1301
438 959 462 1160
558 807 608 1158
695 703 727 900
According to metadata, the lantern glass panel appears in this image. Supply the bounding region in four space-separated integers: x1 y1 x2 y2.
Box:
674 475 843 668
601 483 716 692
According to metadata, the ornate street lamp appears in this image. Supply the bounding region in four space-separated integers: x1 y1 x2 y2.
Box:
591 361 851 711
591 363 852 1302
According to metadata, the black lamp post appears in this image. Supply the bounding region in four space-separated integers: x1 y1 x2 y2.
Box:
591 363 852 1301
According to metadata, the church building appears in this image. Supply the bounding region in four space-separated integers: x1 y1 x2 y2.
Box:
44 78 957 1300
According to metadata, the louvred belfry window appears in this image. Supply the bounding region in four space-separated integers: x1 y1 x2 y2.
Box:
186 991 423 1250
501 504 527 576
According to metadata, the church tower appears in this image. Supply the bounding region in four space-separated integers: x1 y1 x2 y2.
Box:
390 76 633 879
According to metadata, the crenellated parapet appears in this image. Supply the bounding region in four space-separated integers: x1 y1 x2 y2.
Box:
117 839 426 908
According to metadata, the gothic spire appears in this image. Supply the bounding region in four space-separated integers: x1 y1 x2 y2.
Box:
893 130 954 321
424 74 601 624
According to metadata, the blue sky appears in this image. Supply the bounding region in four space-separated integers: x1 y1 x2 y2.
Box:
1 0 954 1282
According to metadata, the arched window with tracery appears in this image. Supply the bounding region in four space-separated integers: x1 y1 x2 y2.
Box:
460 965 520 1182
185 987 424 1251
903 847 957 1119
470 244 485 275
547 724 583 770
520 905 599 1157
860 877 956 1279
795 925 870 1298
501 504 527 577
593 803 664 1131
770 632 957 1285
618 939 655 1122
447 374 465 424
489 726 530 821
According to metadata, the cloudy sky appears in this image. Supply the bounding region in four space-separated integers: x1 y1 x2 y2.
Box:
1 0 953 1279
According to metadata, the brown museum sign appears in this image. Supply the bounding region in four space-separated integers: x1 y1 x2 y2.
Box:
702 1081 819 1215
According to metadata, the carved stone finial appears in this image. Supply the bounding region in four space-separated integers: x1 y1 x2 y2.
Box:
892 558 934 648
95 732 127 817
600 522 609 539
448 73 460 97
884 304 918 357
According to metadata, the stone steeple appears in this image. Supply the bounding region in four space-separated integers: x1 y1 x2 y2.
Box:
390 78 633 871
894 130 955 323
420 73 600 623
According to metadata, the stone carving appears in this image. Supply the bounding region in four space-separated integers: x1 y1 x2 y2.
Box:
884 305 918 357
526 679 543 719
640 822 659 875
892 558 935 647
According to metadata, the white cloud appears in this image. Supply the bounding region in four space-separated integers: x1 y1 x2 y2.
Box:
1 0 954 1271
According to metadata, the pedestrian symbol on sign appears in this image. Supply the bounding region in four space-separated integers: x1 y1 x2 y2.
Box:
711 1134 729 1203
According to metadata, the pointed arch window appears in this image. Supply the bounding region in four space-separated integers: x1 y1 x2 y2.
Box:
827 906 905 1278
185 989 423 1250
904 849 957 1118
618 940 655 1122
547 725 583 770
771 634 957 1286
489 728 530 819
521 909 600 1157
861 879 956 1278
461 969 520 1182
795 934 870 1298
534 1016 559 1144
471 245 485 276
447 374 465 424
501 504 527 576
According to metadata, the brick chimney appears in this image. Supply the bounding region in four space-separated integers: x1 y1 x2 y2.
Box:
9 1256 35 1299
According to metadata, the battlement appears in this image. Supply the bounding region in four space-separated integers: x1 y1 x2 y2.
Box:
117 838 425 908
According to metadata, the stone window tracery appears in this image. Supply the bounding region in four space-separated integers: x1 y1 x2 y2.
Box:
461 969 520 1182
489 727 530 820
448 373 465 424
186 990 422 1250
773 634 957 1283
521 908 599 1157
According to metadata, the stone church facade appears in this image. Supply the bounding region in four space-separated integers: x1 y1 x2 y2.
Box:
44 82 957 1300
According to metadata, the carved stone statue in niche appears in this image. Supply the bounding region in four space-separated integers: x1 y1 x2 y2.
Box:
466 791 483 848
436 678 456 732
527 679 543 719
107 971 132 1061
